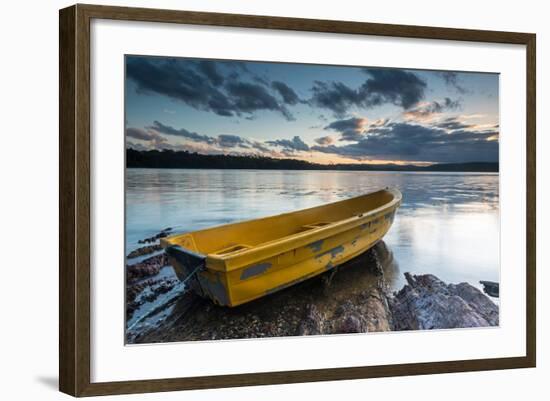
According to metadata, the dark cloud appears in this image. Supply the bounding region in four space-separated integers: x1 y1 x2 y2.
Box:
225 81 294 120
314 136 335 146
250 141 272 153
310 81 362 117
312 122 498 163
217 134 249 148
440 71 467 94
126 127 155 141
309 68 426 117
271 81 301 105
126 127 167 147
149 121 216 144
219 60 251 73
253 75 271 86
126 57 295 120
434 116 474 130
360 68 427 109
127 57 235 117
369 118 390 128
267 136 310 152
324 117 368 141
196 60 224 87
149 121 247 149
143 121 295 156
403 97 462 120
440 97 461 111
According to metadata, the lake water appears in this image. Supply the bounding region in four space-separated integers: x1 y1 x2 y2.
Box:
126 168 499 294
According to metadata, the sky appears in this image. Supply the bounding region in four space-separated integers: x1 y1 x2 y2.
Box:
125 55 499 165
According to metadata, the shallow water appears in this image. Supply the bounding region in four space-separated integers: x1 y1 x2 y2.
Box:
125 169 499 338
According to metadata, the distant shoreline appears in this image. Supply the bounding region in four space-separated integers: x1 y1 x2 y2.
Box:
126 149 499 173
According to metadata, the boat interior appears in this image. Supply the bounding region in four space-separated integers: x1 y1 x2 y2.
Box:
170 189 397 256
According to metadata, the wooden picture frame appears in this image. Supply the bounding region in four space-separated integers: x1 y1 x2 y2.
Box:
59 3 536 397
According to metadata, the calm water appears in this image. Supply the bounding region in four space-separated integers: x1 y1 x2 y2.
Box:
126 168 499 293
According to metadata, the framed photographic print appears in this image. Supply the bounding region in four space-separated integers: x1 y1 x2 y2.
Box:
59 4 536 397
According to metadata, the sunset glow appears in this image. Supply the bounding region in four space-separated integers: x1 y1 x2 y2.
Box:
125 56 499 165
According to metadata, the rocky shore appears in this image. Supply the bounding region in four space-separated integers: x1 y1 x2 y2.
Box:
126 231 176 322
390 273 499 330
126 253 169 281
137 227 173 244
128 241 499 344
126 244 162 259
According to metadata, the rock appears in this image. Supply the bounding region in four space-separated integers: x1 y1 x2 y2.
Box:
451 282 499 325
131 242 396 343
127 244 162 259
128 243 498 344
389 273 499 330
479 280 499 298
339 314 363 333
362 287 393 331
126 253 169 280
125 277 180 320
297 304 324 335
137 228 173 244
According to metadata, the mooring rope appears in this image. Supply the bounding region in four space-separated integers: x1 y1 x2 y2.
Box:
179 261 205 287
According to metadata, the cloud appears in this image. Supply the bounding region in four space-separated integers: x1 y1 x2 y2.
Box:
196 60 224 87
225 81 294 120
440 71 467 94
314 136 335 146
129 117 498 164
433 116 500 135
126 140 149 151
309 81 363 117
126 57 295 120
217 134 249 148
271 81 302 105
434 117 474 130
250 141 272 153
137 121 304 157
402 98 462 122
126 57 234 117
312 121 498 163
267 136 310 152
126 127 156 141
149 121 256 149
324 117 369 141
309 68 426 117
360 68 427 109
148 121 216 144
126 127 168 147
369 118 389 128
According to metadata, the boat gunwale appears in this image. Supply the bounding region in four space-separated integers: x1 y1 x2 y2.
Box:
215 191 400 271
164 187 401 271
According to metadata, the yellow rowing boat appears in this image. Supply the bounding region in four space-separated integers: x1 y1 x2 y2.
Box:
161 188 401 307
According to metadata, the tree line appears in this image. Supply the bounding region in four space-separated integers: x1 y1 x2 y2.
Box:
126 149 499 172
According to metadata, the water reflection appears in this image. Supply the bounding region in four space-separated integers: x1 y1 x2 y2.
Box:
126 168 499 294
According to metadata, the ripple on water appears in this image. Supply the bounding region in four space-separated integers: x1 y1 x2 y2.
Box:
125 169 499 339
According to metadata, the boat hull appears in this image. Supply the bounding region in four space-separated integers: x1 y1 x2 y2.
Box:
162 188 401 307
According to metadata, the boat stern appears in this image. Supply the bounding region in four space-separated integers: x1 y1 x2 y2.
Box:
161 237 233 306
